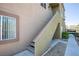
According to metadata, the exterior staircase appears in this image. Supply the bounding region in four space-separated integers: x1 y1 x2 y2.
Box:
14 10 64 56
26 42 35 54
34 11 62 56
14 41 35 56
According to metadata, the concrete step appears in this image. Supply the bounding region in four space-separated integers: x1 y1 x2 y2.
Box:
30 42 35 47
33 39 35 43
26 45 35 53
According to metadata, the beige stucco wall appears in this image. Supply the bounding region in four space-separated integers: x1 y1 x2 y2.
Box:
35 13 65 56
0 3 53 55
35 11 61 55
34 4 65 56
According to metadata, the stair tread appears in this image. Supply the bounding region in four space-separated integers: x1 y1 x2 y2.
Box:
26 46 35 53
30 42 35 47
33 39 36 42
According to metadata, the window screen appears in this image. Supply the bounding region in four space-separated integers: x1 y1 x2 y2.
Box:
0 15 16 40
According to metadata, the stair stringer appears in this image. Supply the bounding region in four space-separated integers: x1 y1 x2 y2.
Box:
34 11 63 56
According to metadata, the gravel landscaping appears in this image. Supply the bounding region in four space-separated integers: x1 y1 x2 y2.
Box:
44 42 67 56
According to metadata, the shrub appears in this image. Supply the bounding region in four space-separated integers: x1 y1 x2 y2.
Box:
62 32 69 39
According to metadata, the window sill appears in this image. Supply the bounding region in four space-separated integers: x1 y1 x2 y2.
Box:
0 39 19 45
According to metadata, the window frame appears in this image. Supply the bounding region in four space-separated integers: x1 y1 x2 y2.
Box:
0 10 19 44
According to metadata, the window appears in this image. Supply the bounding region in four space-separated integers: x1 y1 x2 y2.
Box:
0 15 16 40
0 11 19 42
41 3 46 9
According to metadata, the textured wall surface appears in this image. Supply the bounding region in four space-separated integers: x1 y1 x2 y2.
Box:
0 3 53 55
35 4 65 56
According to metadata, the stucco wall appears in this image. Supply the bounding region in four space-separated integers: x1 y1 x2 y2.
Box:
0 3 53 55
35 11 63 55
34 4 65 56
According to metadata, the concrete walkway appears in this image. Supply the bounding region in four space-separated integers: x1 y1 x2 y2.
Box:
65 34 79 56
14 50 34 56
42 39 67 56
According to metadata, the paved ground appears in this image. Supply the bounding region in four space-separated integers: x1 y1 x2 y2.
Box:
14 34 79 56
44 42 66 56
14 39 67 56
44 34 79 56
42 39 67 56
14 50 34 56
65 34 79 56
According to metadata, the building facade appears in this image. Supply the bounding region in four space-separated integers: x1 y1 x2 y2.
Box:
0 3 65 56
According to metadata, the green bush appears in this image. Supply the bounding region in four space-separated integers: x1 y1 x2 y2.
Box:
62 32 69 39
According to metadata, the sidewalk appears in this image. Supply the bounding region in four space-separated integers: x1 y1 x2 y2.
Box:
65 34 79 56
14 50 34 56
42 39 67 56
